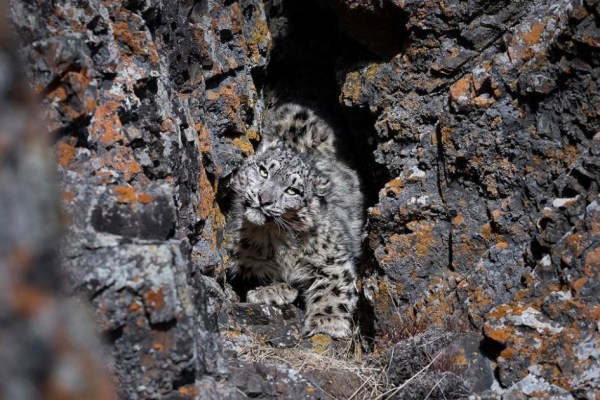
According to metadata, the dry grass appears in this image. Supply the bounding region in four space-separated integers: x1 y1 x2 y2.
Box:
237 331 385 399
235 325 463 400
227 284 470 399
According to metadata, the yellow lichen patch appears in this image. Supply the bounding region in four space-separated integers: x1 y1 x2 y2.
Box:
311 334 332 354
245 127 260 141
472 95 496 108
373 279 396 317
245 12 271 64
365 63 380 80
486 304 512 320
47 84 68 102
137 192 152 203
514 288 533 303
221 330 244 340
480 222 506 244
436 124 454 145
496 241 509 250
564 144 578 166
51 71 96 120
571 277 588 294
233 135 254 155
369 207 382 217
341 70 363 105
129 301 142 312
381 234 409 264
407 222 435 258
453 352 468 366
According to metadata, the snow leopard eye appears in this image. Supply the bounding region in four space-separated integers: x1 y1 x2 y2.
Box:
285 187 301 196
258 165 268 178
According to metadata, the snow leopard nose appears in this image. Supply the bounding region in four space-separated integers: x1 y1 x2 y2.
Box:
258 192 274 207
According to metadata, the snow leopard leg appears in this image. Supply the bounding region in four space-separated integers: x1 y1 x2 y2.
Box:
246 282 299 305
302 266 358 339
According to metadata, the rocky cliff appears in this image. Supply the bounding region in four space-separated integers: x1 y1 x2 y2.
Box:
4 0 599 398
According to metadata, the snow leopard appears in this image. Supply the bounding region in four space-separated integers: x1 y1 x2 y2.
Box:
228 103 363 338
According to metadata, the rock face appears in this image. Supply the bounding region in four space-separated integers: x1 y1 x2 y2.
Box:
0 1 115 397
346 0 600 396
7 0 600 398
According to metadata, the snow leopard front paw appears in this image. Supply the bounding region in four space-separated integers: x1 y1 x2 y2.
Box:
246 282 298 305
303 315 352 339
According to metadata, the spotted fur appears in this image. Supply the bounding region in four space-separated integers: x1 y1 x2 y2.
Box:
228 103 363 338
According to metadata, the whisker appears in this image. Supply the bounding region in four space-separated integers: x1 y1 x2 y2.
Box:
276 215 298 240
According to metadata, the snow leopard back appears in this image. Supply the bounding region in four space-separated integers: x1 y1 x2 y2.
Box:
259 103 337 156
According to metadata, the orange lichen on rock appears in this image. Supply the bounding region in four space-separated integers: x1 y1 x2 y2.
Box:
57 140 76 167
340 70 363 105
90 102 125 147
197 165 216 220
383 177 405 196
113 185 152 204
584 246 600 274
62 190 74 202
197 123 213 154
407 222 435 258
102 146 142 182
522 22 547 46
178 386 200 397
245 8 271 64
450 74 474 102
112 20 159 63
144 288 165 312
452 214 464 225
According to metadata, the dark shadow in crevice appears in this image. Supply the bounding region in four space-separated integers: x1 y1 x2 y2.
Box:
172 367 197 390
262 0 390 210
104 325 124 345
479 336 506 362
479 336 507 387
51 114 93 148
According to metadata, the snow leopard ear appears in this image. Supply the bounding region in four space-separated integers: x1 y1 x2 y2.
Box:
313 173 331 197
256 138 282 154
